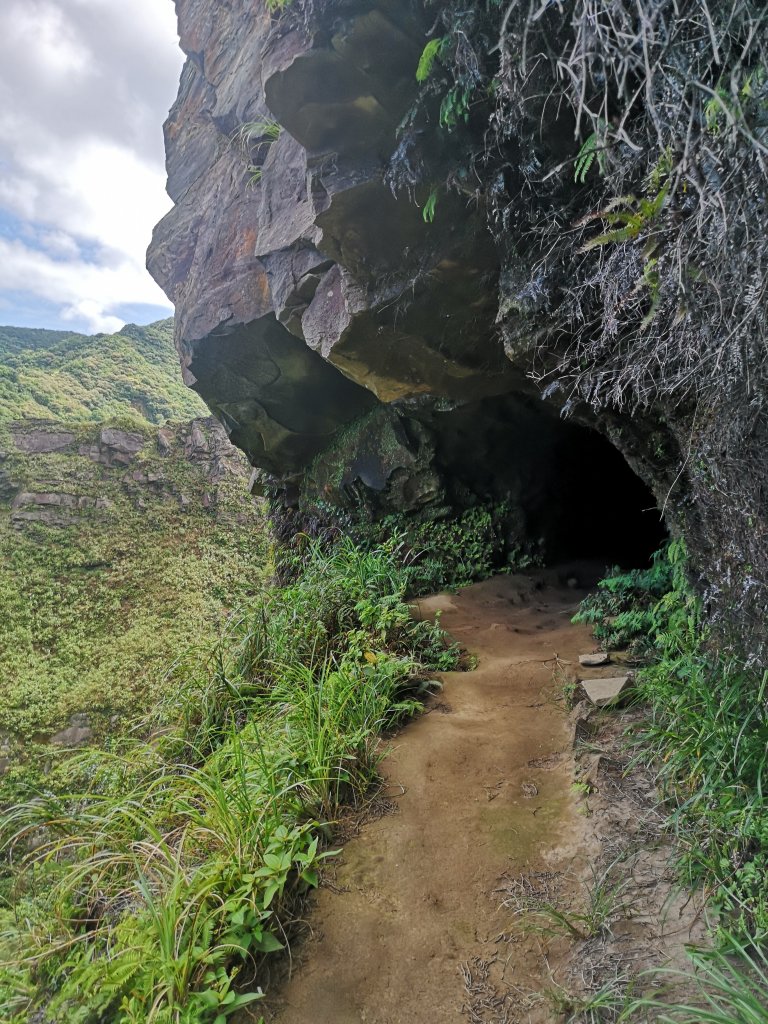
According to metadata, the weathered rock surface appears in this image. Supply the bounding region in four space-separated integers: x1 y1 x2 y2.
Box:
145 0 768 662
80 428 146 467
579 652 611 668
148 0 668 569
11 427 76 454
148 0 525 501
12 491 93 527
50 714 93 748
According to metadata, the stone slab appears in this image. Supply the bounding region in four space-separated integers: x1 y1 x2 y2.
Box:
579 652 611 667
581 675 632 708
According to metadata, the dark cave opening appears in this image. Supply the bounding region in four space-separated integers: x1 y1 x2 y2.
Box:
545 425 667 567
428 395 667 571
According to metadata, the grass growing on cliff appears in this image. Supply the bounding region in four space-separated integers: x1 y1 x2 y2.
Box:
575 542 768 1017
0 536 458 1023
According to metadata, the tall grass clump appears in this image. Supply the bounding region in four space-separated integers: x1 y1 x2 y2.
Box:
0 536 458 1022
576 540 768 1019
626 935 768 1024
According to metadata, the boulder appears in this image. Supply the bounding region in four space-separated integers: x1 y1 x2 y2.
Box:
50 714 93 747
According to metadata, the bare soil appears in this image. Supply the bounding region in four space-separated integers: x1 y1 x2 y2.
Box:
256 570 705 1024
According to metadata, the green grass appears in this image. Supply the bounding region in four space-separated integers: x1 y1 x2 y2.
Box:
626 936 768 1023
0 537 459 1022
0 320 259 744
0 420 268 743
574 540 768 1020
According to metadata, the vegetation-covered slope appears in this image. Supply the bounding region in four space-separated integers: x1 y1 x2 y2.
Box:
0 320 206 424
1 538 458 1023
0 418 268 742
0 321 269 747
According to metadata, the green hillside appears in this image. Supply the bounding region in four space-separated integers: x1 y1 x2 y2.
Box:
0 419 269 745
0 319 207 424
0 321 270 750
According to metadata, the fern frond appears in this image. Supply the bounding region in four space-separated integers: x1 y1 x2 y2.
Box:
422 186 439 223
416 37 448 83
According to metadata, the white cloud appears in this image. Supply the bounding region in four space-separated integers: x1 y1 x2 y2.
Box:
0 0 183 332
61 301 124 335
0 235 169 333
38 231 81 260
5 1 91 80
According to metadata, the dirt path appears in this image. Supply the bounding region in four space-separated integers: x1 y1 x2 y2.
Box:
262 571 604 1023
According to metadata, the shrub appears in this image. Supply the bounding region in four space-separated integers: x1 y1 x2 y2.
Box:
576 542 768 945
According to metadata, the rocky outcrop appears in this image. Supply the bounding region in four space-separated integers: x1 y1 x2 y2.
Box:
149 0 767 657
80 428 146 467
11 491 110 528
151 2 633 565
148 0 524 495
4 418 249 527
11 428 76 454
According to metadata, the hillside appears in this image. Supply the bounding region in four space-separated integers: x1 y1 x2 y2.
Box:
0 320 269 756
0 319 206 424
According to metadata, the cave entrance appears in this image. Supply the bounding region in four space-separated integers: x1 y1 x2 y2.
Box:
545 423 667 567
428 394 667 571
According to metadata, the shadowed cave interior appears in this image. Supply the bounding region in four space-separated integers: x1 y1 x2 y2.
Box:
188 321 665 572
428 394 667 571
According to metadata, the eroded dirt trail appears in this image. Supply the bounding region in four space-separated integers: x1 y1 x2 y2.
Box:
264 573 601 1024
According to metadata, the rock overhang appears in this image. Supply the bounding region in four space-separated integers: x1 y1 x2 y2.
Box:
147 0 522 492
147 0 670 574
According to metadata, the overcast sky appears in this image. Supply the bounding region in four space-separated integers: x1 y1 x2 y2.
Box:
0 0 183 334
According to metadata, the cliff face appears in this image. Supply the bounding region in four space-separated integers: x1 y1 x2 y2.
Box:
149 0 767 656
148 0 656 554
148 1 513 478
3 417 243 527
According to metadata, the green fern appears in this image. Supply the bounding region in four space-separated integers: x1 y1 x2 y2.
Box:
639 256 662 329
416 37 448 83
580 185 670 251
572 545 674 652
581 147 672 250
573 133 602 182
439 85 471 128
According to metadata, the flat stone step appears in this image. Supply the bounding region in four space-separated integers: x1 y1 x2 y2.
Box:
581 675 632 708
579 651 611 667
